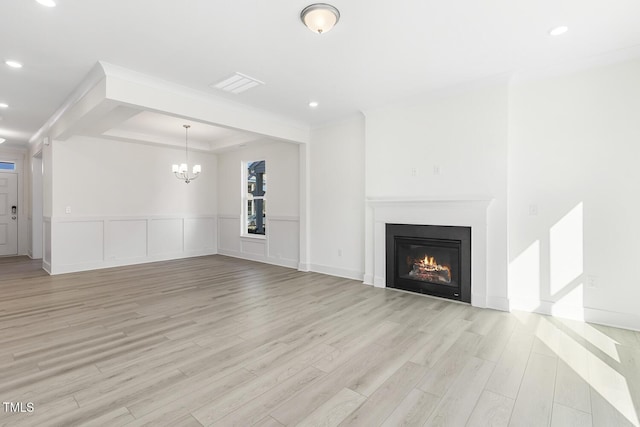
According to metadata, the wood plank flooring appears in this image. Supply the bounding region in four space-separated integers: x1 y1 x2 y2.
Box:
1 255 640 426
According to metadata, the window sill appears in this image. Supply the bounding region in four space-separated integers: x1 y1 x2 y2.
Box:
241 234 267 240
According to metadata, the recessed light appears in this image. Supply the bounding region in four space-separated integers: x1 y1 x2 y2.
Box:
0 138 6 144
309 101 319 108
5 60 23 68
0 103 8 109
36 0 56 6
549 26 568 36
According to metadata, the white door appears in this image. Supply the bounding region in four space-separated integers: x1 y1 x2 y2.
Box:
0 172 18 256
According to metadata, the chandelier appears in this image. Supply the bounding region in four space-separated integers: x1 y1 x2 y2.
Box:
172 124 201 184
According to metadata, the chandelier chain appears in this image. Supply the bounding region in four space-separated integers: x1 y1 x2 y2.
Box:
184 124 190 165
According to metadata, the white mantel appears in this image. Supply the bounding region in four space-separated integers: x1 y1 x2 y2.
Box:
364 196 493 308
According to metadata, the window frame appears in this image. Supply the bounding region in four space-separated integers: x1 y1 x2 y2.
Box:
242 160 267 238
0 161 16 171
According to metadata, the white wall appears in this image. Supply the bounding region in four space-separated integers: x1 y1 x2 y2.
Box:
363 85 510 309
308 116 366 280
48 136 218 273
508 58 640 329
216 140 300 268
53 136 216 217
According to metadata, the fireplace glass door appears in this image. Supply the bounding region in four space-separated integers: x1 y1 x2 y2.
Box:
386 223 471 303
396 238 460 289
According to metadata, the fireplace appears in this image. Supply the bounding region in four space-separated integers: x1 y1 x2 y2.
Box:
386 223 471 303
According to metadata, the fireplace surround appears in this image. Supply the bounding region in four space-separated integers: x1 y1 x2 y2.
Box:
386 223 471 302
365 197 492 308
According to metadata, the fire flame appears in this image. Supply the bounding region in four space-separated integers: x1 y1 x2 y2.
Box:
418 255 451 275
407 253 452 284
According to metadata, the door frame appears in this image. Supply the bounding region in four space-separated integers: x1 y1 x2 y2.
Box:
0 171 18 255
0 148 27 256
32 151 44 259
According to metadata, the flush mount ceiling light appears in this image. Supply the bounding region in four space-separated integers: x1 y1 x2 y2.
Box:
5 60 23 69
309 101 319 108
549 26 569 36
301 3 340 34
0 103 8 109
172 124 201 184
36 0 56 7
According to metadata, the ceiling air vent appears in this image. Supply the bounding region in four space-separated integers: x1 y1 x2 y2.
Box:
211 72 264 94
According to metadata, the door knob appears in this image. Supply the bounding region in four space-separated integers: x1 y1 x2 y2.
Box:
12 216 17 220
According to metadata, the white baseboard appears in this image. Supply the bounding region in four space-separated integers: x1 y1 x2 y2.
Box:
373 275 386 288
43 261 52 274
298 263 310 272
509 298 640 332
583 307 640 332
309 263 363 281
363 274 374 286
486 295 510 312
218 249 298 269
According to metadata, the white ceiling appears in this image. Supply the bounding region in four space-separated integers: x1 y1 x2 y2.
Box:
1 0 640 147
99 110 263 153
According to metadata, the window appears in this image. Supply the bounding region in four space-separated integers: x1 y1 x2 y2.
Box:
0 161 16 171
245 160 266 235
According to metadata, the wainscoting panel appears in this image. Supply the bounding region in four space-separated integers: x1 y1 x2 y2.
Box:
185 217 216 253
26 217 32 258
49 215 217 275
267 217 300 265
106 219 147 260
43 217 52 273
218 215 241 252
54 220 104 267
241 238 267 256
218 215 299 269
148 218 183 256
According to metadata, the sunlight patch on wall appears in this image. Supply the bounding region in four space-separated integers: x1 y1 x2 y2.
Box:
551 284 585 321
550 202 583 295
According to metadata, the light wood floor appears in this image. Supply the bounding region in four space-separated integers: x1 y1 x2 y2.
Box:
1 255 639 426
